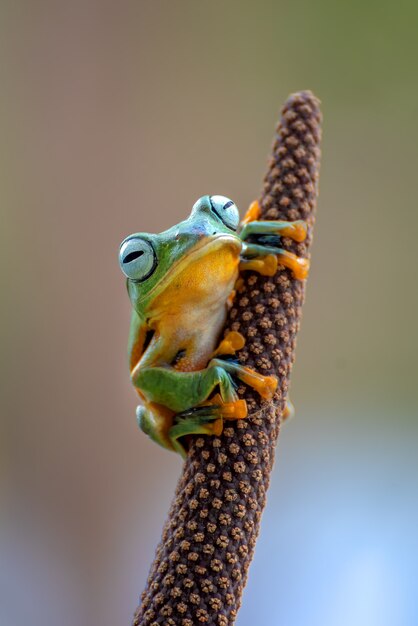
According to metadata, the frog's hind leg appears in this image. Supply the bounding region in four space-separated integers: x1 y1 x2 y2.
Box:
169 411 223 459
133 361 240 413
210 358 278 401
170 394 247 458
136 402 175 452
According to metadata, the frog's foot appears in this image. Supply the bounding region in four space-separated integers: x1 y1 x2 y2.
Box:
241 199 262 226
169 394 248 457
210 358 278 401
278 250 309 280
201 393 248 420
239 253 278 277
212 331 246 358
238 366 278 400
174 394 247 425
169 411 224 458
241 243 309 280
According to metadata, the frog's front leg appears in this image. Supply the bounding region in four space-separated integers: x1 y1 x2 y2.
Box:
239 202 309 279
240 200 307 243
241 243 309 280
240 218 308 243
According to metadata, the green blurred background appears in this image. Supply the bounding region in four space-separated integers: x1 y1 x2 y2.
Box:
1 1 417 625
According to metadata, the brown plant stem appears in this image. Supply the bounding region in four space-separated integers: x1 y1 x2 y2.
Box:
133 90 322 626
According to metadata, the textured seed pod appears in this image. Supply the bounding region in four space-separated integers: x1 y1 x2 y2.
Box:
133 90 322 626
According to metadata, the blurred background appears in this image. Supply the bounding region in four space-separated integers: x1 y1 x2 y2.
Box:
1 1 417 625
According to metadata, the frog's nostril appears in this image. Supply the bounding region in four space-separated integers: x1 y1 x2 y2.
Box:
123 250 144 264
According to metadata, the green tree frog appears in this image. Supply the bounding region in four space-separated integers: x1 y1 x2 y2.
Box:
119 195 308 457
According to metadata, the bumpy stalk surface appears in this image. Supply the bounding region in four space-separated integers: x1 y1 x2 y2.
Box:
133 91 322 626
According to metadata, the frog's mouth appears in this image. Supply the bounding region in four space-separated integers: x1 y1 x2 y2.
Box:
144 233 241 304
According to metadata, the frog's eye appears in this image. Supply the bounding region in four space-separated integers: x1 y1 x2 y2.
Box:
209 195 240 231
119 237 157 282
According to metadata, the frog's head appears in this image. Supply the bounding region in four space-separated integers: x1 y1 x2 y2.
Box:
119 195 241 316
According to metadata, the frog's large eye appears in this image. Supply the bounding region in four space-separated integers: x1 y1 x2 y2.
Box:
119 237 157 282
209 195 240 231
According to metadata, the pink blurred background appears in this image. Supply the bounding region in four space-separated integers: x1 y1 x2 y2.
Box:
1 2 417 625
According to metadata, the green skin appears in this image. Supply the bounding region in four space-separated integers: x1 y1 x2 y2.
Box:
119 195 306 457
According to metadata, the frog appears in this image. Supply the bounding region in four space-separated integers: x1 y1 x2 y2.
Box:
118 195 309 458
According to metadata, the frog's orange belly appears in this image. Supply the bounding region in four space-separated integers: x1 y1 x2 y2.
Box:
148 247 240 371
